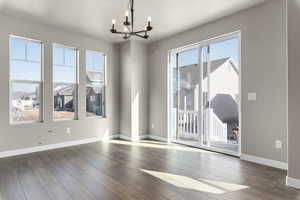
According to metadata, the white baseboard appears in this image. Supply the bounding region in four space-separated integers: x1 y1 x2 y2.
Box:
119 135 149 142
148 135 168 142
240 154 288 170
0 135 119 159
119 135 131 141
286 176 300 189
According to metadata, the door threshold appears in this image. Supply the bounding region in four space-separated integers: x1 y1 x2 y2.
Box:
171 140 240 158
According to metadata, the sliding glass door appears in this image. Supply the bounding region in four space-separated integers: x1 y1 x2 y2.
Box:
171 47 200 144
169 33 240 156
204 37 240 154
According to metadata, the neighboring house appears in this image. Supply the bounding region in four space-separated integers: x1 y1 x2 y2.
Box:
175 57 239 141
52 72 105 115
176 57 239 113
54 84 75 112
12 90 39 111
86 86 103 116
86 71 104 116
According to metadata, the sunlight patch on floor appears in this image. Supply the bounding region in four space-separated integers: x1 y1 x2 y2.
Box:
109 140 219 154
141 169 249 194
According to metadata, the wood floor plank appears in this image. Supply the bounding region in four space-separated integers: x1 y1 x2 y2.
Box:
37 151 97 200
0 139 299 200
26 155 73 200
0 159 27 200
14 156 52 200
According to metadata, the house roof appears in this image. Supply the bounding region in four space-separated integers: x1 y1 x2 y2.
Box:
177 57 239 89
52 72 104 96
86 71 104 84
54 84 75 96
180 57 238 74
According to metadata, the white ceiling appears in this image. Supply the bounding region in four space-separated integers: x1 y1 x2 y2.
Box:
0 0 268 43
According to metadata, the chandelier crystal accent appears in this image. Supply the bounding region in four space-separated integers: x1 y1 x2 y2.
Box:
110 0 153 40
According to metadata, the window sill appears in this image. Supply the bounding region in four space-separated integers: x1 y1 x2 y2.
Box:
53 118 78 122
86 116 106 119
10 120 43 126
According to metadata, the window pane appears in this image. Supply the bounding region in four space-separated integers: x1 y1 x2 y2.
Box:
86 51 105 117
93 54 104 69
86 86 104 117
53 83 76 119
10 39 26 60
209 38 239 64
11 82 40 122
86 53 93 69
53 45 78 120
27 42 41 62
178 48 199 67
11 60 41 81
65 48 77 66
10 36 43 123
86 51 105 83
53 65 76 83
53 46 64 65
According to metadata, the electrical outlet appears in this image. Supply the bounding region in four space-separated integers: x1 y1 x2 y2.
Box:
67 128 71 134
151 123 155 129
275 140 282 149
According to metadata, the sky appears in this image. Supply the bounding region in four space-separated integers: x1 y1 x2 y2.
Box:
176 38 239 67
10 38 105 93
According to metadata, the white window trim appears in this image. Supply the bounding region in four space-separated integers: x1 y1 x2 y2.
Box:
85 50 106 119
9 35 44 125
52 44 79 121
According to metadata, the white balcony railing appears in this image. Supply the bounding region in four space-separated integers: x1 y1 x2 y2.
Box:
177 110 199 140
208 109 227 142
175 109 227 142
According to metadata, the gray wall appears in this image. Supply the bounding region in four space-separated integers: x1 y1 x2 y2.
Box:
0 13 120 152
148 0 287 162
120 42 132 137
119 40 148 139
288 0 300 180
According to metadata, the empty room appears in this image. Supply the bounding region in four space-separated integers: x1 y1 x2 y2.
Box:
0 0 300 199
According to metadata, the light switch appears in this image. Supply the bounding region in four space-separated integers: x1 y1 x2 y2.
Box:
276 140 282 149
248 93 256 101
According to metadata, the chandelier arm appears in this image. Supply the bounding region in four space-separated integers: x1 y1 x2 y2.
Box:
135 33 147 39
134 30 148 34
113 31 130 34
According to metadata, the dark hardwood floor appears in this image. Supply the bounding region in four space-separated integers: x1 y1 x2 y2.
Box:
0 139 299 200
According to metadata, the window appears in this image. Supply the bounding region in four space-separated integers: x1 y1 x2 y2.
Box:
86 50 105 117
10 36 43 123
53 44 78 120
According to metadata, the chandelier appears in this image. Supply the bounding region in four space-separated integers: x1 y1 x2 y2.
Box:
110 0 153 40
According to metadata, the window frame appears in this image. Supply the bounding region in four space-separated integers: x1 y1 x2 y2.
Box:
52 43 79 121
85 50 106 118
9 35 44 125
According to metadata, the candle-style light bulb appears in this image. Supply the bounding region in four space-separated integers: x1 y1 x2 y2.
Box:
111 19 116 33
147 16 153 31
124 10 130 25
